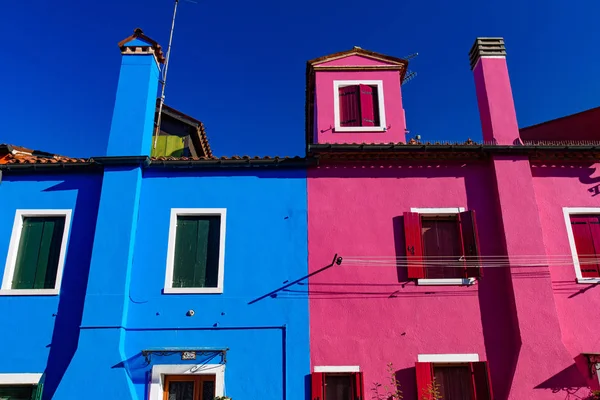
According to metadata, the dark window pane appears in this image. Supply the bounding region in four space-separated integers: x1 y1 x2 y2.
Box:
173 215 221 288
0 385 36 400
13 217 65 289
434 366 473 400
422 217 463 279
325 374 354 400
201 380 215 400
168 381 194 400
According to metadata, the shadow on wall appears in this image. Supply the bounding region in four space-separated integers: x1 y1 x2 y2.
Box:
534 360 592 399
532 163 600 198
37 175 103 399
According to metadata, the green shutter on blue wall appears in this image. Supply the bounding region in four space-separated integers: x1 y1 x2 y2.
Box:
13 217 65 289
173 216 221 288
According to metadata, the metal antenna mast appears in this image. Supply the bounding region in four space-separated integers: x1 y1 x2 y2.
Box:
153 0 180 149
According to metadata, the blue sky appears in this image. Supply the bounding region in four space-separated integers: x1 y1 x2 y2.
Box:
2 0 599 157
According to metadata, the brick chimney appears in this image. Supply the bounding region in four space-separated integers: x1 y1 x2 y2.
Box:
470 38 520 145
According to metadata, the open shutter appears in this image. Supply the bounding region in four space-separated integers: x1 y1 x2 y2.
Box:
404 212 425 279
416 362 434 400
339 86 360 127
460 210 483 278
354 372 364 400
571 216 600 277
470 362 493 400
359 84 378 127
586 216 600 277
312 372 324 400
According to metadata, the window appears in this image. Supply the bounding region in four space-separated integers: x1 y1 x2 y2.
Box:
312 371 364 400
0 385 40 400
416 360 492 400
1 210 71 295
567 212 600 281
404 208 482 284
165 209 226 294
333 80 386 132
163 375 215 400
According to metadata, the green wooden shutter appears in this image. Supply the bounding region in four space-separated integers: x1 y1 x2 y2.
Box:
13 217 65 290
173 217 199 287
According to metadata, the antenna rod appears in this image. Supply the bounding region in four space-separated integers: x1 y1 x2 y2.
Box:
153 0 179 149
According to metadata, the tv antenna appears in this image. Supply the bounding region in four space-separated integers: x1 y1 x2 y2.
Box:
153 0 197 149
402 52 418 86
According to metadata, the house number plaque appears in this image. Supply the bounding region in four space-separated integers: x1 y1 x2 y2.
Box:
181 351 197 360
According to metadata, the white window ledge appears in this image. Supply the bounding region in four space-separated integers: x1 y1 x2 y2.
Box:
314 366 361 373
417 278 476 286
577 278 600 285
0 373 43 384
334 127 386 133
418 354 480 363
0 289 59 296
163 287 223 295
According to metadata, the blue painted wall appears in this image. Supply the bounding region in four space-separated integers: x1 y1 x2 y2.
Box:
0 173 102 394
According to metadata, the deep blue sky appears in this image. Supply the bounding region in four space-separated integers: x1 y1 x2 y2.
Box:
2 0 599 157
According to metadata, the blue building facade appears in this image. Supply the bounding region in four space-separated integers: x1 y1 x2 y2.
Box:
0 29 309 400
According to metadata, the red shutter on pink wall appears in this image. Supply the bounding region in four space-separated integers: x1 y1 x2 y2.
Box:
586 216 600 277
404 212 425 279
571 216 600 278
339 86 360 127
460 210 483 278
359 84 378 127
311 372 324 400
354 372 365 400
416 362 434 400
470 362 493 400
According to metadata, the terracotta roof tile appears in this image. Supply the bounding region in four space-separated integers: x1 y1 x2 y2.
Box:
0 144 89 165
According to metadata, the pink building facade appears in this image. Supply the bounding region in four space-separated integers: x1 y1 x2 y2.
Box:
307 39 600 399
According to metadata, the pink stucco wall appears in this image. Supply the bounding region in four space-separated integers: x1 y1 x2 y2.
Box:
313 56 406 144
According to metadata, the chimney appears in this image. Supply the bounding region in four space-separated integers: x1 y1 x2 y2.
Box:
105 28 165 156
470 38 520 145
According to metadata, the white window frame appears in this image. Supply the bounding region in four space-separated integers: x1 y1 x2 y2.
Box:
418 353 480 363
164 208 226 294
0 373 43 385
410 207 476 286
148 364 225 400
563 207 600 284
333 80 386 132
313 365 361 373
1 209 72 296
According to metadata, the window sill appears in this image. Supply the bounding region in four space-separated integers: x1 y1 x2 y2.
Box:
0 288 59 296
163 287 223 294
577 278 600 284
334 126 386 133
417 278 476 286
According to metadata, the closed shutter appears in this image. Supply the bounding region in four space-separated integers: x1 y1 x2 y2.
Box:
416 362 434 400
459 210 483 278
312 372 324 400
359 84 378 126
354 372 364 400
404 212 425 279
339 86 360 127
571 216 600 277
470 362 493 400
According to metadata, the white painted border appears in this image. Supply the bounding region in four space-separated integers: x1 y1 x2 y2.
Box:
563 207 600 284
410 207 474 286
164 208 227 294
0 209 72 296
0 373 42 384
333 80 386 132
149 364 225 400
418 354 479 363
314 365 361 373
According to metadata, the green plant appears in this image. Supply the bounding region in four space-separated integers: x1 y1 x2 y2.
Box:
371 362 403 400
421 377 442 400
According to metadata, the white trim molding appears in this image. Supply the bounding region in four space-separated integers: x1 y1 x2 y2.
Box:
563 207 600 284
314 365 361 373
0 209 72 296
0 373 43 385
410 207 473 286
418 354 480 363
164 208 227 294
333 80 386 132
149 364 225 400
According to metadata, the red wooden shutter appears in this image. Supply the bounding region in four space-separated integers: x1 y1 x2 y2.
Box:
470 362 493 400
404 212 425 279
359 84 378 127
354 372 364 400
571 216 600 277
339 86 360 127
416 362 434 400
586 216 600 277
312 372 324 400
460 210 483 278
